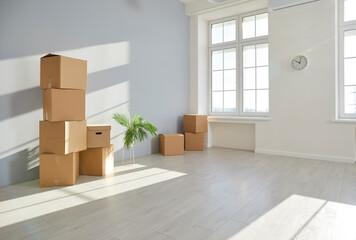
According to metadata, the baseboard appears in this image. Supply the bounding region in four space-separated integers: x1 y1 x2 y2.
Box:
255 148 355 164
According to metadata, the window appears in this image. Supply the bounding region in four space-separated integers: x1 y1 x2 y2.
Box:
209 11 269 116
339 0 356 118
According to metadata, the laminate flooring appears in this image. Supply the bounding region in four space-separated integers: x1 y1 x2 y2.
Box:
1 147 356 240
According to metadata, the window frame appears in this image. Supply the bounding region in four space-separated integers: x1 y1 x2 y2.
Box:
338 0 356 119
208 9 269 117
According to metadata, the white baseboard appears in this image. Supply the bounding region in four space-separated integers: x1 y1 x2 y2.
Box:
255 148 355 164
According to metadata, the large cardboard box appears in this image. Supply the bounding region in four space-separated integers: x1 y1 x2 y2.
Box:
43 89 85 122
87 125 111 148
40 152 79 187
79 144 114 176
159 134 184 156
183 115 208 133
39 120 87 154
185 132 204 151
40 54 87 90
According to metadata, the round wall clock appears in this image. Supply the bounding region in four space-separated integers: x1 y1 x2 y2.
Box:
291 55 308 70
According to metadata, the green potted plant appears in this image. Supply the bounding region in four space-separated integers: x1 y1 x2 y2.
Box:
112 112 157 164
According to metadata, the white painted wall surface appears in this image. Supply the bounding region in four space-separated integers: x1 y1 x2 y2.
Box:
256 0 356 162
210 123 255 150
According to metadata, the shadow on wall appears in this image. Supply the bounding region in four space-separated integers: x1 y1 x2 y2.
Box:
176 115 183 134
0 41 131 122
0 87 42 122
151 136 159 154
0 146 39 187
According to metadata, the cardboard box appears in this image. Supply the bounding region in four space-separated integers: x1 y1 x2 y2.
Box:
40 54 87 90
87 125 111 148
159 134 184 156
43 89 85 122
183 115 208 133
39 120 87 154
185 132 204 151
79 144 114 176
40 152 79 187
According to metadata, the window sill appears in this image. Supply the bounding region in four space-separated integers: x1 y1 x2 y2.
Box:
332 118 356 124
208 116 271 124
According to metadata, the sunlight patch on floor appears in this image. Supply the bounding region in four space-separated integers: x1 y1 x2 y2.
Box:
227 194 356 240
0 165 186 228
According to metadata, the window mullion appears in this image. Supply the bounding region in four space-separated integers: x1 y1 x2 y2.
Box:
222 49 225 112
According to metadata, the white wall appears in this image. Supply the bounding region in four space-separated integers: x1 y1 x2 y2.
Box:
190 0 356 162
210 122 255 150
190 15 209 114
0 0 190 187
256 0 356 162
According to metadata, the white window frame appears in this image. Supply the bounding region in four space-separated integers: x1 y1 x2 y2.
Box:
338 0 356 118
208 9 269 117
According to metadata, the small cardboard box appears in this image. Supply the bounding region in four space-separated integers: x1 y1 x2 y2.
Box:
39 120 87 154
159 134 184 156
40 152 79 187
43 89 85 122
183 115 208 133
185 132 204 151
87 125 111 148
79 144 114 176
40 54 87 90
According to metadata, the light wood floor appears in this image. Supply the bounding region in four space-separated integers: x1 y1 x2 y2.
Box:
1 147 356 240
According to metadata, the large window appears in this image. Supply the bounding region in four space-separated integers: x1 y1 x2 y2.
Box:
209 11 269 116
339 0 356 118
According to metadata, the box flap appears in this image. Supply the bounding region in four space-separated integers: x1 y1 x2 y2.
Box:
41 53 59 59
87 124 111 131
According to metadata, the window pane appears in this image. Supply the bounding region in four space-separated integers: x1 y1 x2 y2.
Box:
344 0 356 22
243 68 255 90
256 67 269 89
212 71 223 91
345 30 356 58
224 91 236 112
256 43 268 66
243 45 255 67
345 86 356 113
224 48 236 69
212 23 223 44
256 13 268 37
345 58 356 85
224 70 236 90
243 90 256 112
224 20 236 42
212 92 223 112
242 16 255 39
212 50 223 70
257 90 269 112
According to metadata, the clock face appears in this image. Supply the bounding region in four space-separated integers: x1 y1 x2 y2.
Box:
291 55 308 70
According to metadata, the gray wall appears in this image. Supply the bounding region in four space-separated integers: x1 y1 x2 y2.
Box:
0 0 190 187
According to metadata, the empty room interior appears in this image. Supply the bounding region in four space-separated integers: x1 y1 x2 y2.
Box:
2 0 356 239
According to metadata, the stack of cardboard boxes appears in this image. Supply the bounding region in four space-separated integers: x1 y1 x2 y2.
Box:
39 54 87 187
183 115 208 151
159 114 208 156
39 54 114 187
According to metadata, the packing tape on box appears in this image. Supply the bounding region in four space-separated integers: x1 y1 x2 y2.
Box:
45 112 48 121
